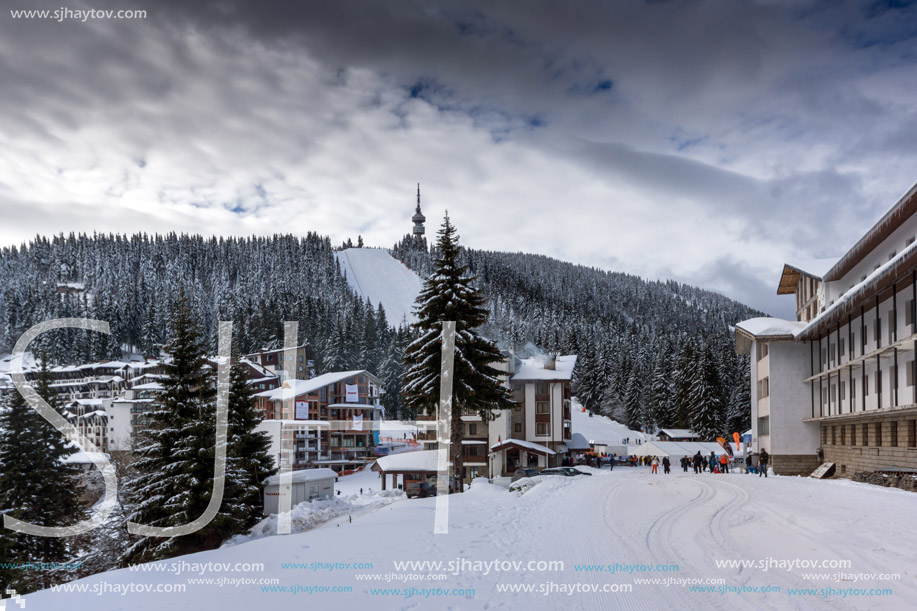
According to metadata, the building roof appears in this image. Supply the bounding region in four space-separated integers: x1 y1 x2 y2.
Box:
823 179 917 283
489 438 557 455
566 433 591 451
511 355 577 381
263 468 338 486
776 258 838 294
372 449 441 472
253 371 369 400
657 429 700 439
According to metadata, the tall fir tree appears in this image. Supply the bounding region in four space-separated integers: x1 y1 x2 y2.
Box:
122 290 251 564
402 215 515 492
227 354 277 529
688 343 724 440
0 356 85 593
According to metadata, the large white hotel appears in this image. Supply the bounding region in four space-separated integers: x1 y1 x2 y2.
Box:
736 182 917 476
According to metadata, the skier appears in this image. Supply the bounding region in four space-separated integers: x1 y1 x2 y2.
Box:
719 452 729 474
662 456 671 474
758 449 769 478
709 451 717 473
651 456 659 474
693 451 702 474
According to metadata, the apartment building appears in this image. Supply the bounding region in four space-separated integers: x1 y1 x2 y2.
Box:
736 181 917 476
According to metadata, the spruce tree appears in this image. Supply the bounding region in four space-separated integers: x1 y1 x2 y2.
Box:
0 357 85 592
123 290 250 564
227 355 277 529
688 343 724 441
402 215 514 492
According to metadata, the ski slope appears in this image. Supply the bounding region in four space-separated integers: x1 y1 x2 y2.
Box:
334 248 422 326
570 399 647 447
24 469 917 610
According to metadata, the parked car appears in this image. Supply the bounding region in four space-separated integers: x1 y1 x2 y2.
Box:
538 468 571 477
510 468 540 482
405 482 436 498
560 467 592 476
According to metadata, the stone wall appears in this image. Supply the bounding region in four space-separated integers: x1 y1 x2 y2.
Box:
820 414 917 477
772 453 821 476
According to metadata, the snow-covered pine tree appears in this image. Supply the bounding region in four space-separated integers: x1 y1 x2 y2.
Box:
227 354 277 529
0 357 85 592
402 214 514 492
122 289 251 564
688 343 724 441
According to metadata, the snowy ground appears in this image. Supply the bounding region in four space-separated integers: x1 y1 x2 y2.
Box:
24 468 917 610
569 399 647 447
334 248 422 326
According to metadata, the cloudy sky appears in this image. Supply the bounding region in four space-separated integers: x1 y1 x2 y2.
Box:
2 0 917 318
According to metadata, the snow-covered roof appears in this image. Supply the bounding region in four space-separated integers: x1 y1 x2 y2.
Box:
511 355 577 381
489 438 557 455
131 382 163 391
566 433 591 451
785 258 837 279
735 317 807 338
658 429 699 439
373 449 441 472
263 468 338 486
62 451 109 464
253 371 368 400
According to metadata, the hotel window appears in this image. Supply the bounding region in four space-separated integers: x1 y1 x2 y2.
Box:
840 425 846 445
536 401 550 414
862 424 869 446
536 382 549 395
891 421 898 447
908 236 916 247
468 423 477 436
536 422 549 436
840 380 846 401
850 424 856 446
757 416 769 436
875 422 883 446
514 423 522 433
831 426 837 445
908 420 916 448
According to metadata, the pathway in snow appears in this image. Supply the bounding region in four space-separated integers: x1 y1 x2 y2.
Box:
25 469 917 610
334 248 422 326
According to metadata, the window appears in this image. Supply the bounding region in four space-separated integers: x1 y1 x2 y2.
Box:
536 401 550 414
757 416 769 436
840 425 846 445
875 371 882 396
850 424 857 446
851 379 856 400
864 376 869 396
908 420 916 448
299 355 304 362
908 236 916 247
514 423 522 433
891 421 898 447
908 300 915 328
535 382 549 395
536 422 549 436
831 425 837 445
840 380 846 401
468 423 477 436
862 423 869 446
909 362 915 387
875 422 883 446
821 348 827 367
839 337 845 360
891 365 898 388
889 309 897 341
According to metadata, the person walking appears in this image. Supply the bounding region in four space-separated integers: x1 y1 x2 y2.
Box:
651 456 659 474
758 449 769 478
702 456 708 472
709 452 717 473
693 451 702 474
662 456 671 474
719 452 729 474
745 453 752 474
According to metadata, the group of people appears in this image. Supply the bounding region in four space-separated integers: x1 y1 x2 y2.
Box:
644 449 770 476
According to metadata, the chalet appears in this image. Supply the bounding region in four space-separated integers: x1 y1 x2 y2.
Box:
657 429 700 442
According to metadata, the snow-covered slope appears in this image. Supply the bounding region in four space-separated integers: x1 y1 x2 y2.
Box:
570 398 646 446
24 470 917 610
334 248 422 326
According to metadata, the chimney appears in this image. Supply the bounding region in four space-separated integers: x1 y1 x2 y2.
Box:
544 354 556 370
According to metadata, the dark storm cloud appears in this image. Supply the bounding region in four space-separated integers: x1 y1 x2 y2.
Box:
2 0 917 316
